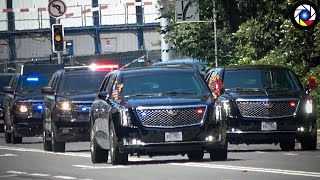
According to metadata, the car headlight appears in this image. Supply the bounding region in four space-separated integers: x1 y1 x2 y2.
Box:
221 100 232 118
306 99 313 114
15 102 28 113
19 105 28 113
58 101 72 111
120 108 132 127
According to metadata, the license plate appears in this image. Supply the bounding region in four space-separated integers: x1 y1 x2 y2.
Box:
261 122 277 131
165 132 182 142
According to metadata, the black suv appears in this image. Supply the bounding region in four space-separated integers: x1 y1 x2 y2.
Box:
90 67 227 165
3 64 64 144
205 65 317 151
41 66 114 152
0 73 14 132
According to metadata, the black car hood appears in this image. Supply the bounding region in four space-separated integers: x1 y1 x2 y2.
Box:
58 92 97 102
124 95 211 108
225 89 304 100
16 92 44 102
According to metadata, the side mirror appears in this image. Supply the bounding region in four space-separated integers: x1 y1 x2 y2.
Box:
307 76 317 93
98 91 109 100
3 86 14 94
41 86 55 95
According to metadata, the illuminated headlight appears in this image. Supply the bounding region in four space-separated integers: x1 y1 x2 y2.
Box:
306 100 313 114
58 101 72 111
19 105 28 113
120 108 132 127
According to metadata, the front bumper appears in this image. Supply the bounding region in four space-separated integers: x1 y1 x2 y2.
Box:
117 123 226 155
13 112 43 137
226 115 315 144
53 114 90 142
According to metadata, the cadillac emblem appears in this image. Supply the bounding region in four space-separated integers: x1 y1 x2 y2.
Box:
167 110 178 116
264 102 274 109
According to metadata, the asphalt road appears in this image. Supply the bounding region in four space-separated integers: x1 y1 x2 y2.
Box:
0 133 320 180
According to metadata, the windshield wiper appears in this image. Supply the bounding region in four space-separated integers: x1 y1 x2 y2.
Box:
124 93 160 98
226 87 260 91
162 91 196 95
61 90 79 94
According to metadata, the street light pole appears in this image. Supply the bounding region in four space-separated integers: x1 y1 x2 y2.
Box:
213 0 218 67
160 0 172 61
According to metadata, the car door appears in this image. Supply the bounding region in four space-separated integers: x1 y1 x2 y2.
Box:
101 74 117 148
93 74 110 147
4 75 18 129
44 73 59 133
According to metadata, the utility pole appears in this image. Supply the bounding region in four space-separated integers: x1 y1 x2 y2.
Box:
159 0 172 61
213 0 218 67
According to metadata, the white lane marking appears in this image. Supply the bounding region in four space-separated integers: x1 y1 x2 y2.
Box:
0 153 18 157
53 175 77 179
6 171 27 175
284 153 298 156
28 173 50 177
170 162 320 178
0 174 17 178
72 164 128 169
0 145 90 158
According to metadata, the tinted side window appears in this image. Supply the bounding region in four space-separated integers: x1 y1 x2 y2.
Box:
99 75 110 92
105 75 116 95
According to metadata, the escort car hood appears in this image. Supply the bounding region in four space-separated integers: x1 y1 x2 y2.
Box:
125 95 211 108
58 92 97 102
16 93 44 102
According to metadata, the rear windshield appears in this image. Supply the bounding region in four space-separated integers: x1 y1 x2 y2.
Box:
223 69 300 91
122 72 210 96
58 72 107 93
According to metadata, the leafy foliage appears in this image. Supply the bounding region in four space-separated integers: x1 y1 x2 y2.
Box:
166 0 320 127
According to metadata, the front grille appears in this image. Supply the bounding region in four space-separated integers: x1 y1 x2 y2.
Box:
136 106 206 128
74 104 91 112
236 100 298 118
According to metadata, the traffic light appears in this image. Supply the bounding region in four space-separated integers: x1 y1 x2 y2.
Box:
52 24 64 52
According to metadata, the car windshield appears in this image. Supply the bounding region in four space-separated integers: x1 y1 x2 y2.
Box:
0 75 13 90
122 72 210 97
59 72 107 93
223 69 300 91
17 74 52 93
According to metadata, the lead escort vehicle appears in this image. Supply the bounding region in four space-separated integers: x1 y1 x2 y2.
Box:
205 65 317 151
41 64 118 152
0 73 14 132
89 67 227 165
3 64 64 144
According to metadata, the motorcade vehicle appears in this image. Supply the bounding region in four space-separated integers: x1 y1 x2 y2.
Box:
0 73 14 132
41 64 118 152
152 59 207 77
205 65 317 151
89 66 227 165
2 64 64 144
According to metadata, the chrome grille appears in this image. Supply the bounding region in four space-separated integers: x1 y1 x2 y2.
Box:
136 106 206 128
236 100 298 118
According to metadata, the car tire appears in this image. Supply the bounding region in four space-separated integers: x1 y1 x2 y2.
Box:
43 129 52 151
187 151 204 161
5 131 12 143
51 130 65 152
300 131 317 151
210 143 228 161
280 138 295 151
11 128 22 144
91 125 108 163
109 122 128 165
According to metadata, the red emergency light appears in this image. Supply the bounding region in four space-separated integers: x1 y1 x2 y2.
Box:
89 63 119 71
